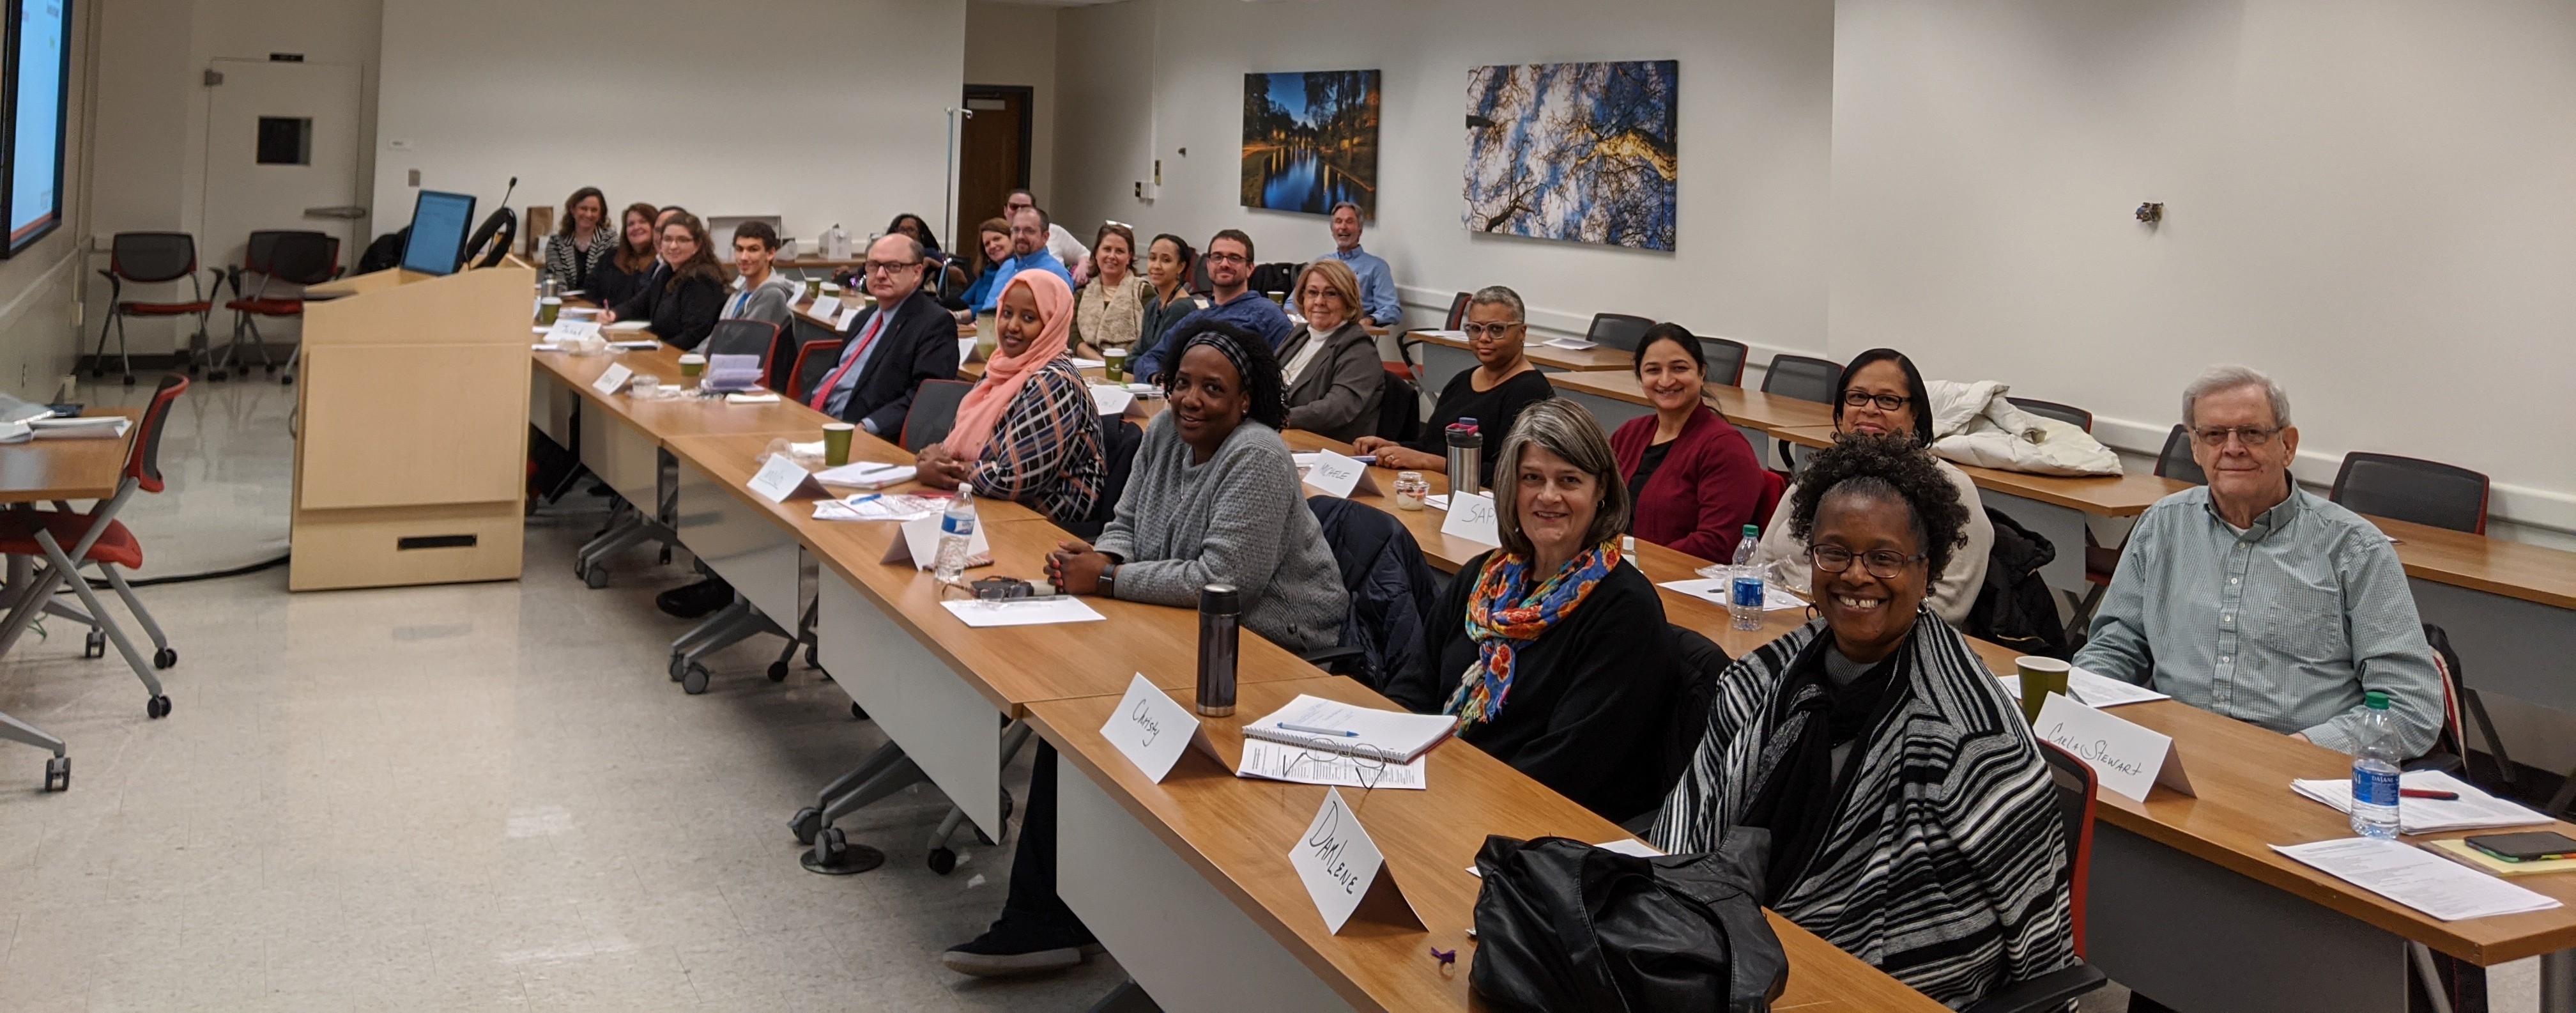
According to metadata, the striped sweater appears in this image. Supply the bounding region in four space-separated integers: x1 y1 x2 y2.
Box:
1651 609 2075 1010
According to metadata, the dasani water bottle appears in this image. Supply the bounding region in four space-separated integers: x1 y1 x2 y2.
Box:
2349 690 2402 840
933 487 978 585
1729 525 1763 631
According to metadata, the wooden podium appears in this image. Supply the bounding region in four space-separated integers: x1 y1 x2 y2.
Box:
289 259 534 591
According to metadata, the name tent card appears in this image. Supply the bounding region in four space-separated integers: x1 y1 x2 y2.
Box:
1439 491 1500 546
1300 449 1381 500
1100 674 1214 783
544 319 601 344
591 362 635 398
881 512 991 570
746 454 827 504
837 305 864 330
958 336 978 365
2034 693 2196 803
1290 789 1424 934
809 295 842 321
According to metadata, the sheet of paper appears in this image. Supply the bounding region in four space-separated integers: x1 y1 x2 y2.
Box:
2271 837 2561 922
1415 329 1466 339
938 597 1107 628
590 362 634 397
605 320 652 333
610 340 661 351
812 493 944 523
837 306 863 330
723 392 781 405
1102 674 1209 783
1540 337 1598 350
1656 578 1807 612
1089 385 1134 416
806 295 841 321
1424 493 1449 511
2001 665 2172 708
2033 693 2193 803
1069 357 1106 370
1438 491 1499 546
2289 769 2551 835
813 460 907 486
1238 738 1427 790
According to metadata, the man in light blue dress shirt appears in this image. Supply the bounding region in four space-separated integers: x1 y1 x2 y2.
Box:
2074 366 2442 757
1321 201 1400 327
972 207 1073 316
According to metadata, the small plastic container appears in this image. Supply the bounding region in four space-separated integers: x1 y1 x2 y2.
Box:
1393 471 1429 511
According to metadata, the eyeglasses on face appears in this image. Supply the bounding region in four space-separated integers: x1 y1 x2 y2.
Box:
2191 425 2281 448
1461 321 1522 339
1808 544 1926 579
1841 390 1910 412
863 260 923 275
1203 252 1249 265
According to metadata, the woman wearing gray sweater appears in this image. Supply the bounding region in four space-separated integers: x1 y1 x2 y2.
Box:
944 320 1348 979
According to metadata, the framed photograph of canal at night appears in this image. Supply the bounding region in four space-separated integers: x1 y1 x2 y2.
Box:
1463 59 1678 251
1241 70 1380 218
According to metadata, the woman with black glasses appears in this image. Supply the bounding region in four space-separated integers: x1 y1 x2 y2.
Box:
1751 348 1992 624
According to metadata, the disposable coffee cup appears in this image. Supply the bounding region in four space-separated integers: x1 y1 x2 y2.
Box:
1103 347 1127 382
2016 656 2072 724
677 353 706 378
822 423 855 467
538 297 562 325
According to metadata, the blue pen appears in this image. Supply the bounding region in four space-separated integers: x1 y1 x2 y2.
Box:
1351 454 1376 465
1280 722 1360 738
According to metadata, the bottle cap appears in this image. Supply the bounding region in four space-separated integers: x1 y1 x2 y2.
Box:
1742 524 1759 537
1199 584 1239 613
2364 690 2389 709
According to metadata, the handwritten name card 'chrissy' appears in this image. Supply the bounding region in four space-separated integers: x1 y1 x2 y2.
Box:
1100 674 1215 782
1290 789 1425 934
2034 693 2196 803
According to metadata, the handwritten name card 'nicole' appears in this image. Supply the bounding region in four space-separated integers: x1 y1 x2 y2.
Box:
1100 674 1211 783
1298 449 1381 500
2034 693 2195 803
1289 789 1424 934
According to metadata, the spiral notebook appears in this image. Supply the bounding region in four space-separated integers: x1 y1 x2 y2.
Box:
1241 695 1457 764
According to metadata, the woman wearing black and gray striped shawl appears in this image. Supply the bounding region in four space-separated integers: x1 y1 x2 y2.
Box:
1651 432 2074 1010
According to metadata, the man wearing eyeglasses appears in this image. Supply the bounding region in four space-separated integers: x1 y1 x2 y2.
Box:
808 233 963 437
2074 365 2441 757
971 207 1075 317
1004 188 1091 282
1127 229 1292 383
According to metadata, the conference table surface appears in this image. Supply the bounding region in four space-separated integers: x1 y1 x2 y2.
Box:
1548 369 1839 433
0 409 141 500
2365 513 2576 612
1407 329 1632 373
1029 675 1952 1013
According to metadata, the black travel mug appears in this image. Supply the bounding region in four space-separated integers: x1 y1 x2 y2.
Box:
1197 583 1241 716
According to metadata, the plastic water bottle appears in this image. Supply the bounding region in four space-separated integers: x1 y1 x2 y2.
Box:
1729 524 1763 631
2349 690 2403 839
933 487 978 585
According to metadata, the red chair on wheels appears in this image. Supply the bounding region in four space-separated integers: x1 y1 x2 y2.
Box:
218 230 341 384
786 337 845 404
94 233 218 385
0 376 189 720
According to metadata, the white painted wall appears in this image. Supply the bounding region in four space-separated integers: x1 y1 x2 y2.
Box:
1830 0 2576 543
966 0 1059 206
374 0 966 263
1052 0 1837 357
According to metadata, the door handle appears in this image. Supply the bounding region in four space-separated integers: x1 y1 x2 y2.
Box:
303 206 367 219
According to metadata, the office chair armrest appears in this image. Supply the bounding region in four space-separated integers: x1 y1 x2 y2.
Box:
1295 645 1368 679
1960 963 2108 1013
2404 753 2464 775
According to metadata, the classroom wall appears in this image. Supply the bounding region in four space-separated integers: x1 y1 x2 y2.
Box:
1830 0 2576 544
965 0 1060 209
372 0 967 263
1051 0 1838 360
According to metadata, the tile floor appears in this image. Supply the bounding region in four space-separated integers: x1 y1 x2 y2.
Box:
0 375 1124 1010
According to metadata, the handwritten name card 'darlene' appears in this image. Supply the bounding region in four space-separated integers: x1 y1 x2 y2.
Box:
1291 789 1426 934
1100 674 1215 783
2034 693 2195 805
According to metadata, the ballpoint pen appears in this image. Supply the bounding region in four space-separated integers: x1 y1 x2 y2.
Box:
1280 722 1360 738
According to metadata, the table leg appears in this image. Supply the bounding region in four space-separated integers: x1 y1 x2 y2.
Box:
2543 948 2573 1013
815 569 1005 838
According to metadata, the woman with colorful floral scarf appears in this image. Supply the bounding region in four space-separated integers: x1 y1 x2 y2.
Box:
1388 398 1678 823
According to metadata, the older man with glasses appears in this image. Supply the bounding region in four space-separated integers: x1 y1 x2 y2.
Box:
808 233 965 437
2074 365 2441 759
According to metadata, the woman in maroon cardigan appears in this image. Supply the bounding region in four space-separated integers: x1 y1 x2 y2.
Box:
1609 323 1777 559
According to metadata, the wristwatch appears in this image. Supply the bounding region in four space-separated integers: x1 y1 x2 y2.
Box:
1098 562 1119 598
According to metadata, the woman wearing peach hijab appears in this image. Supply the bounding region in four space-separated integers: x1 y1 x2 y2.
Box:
914 271 1108 529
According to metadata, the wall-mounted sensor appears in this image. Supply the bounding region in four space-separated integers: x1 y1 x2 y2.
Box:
2135 202 2165 225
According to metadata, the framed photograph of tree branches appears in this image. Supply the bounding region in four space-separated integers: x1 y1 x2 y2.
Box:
1463 60 1677 250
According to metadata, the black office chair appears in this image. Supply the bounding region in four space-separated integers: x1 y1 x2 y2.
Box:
900 379 974 452
1443 291 1473 330
1760 354 1842 467
2330 452 2489 534
1699 337 1749 387
94 233 217 385
2155 424 2205 485
1584 313 1655 353
218 230 339 384
1064 417 1145 542
2009 398 2093 433
1374 367 1422 444
1962 744 2108 1013
698 319 783 392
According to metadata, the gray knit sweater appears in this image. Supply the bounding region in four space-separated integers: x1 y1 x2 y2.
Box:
1094 414 1348 654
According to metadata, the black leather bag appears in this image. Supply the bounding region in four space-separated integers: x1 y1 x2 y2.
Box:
1470 831 1788 1012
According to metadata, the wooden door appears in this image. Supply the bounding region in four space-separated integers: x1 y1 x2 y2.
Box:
956 86 1031 249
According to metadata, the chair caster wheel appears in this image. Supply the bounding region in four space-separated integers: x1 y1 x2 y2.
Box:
850 702 869 721
789 807 822 845
767 660 788 683
84 630 104 658
208 370 228 381
928 847 958 875
43 755 67 791
280 374 294 386
972 826 994 847
146 695 171 719
121 375 136 386
801 828 885 876
585 565 610 589
669 652 687 681
682 663 710 695
153 647 176 669
804 644 818 669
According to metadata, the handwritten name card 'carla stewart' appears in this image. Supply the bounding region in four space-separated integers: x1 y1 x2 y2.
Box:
2034 693 2196 803
1289 789 1424 934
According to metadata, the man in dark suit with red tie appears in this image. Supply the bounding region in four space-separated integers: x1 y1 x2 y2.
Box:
809 233 963 437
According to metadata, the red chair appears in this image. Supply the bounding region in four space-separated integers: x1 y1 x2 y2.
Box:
94 233 217 386
786 338 846 405
0 376 188 719
218 230 341 384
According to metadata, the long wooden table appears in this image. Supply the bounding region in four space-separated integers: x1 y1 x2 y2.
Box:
0 409 144 791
